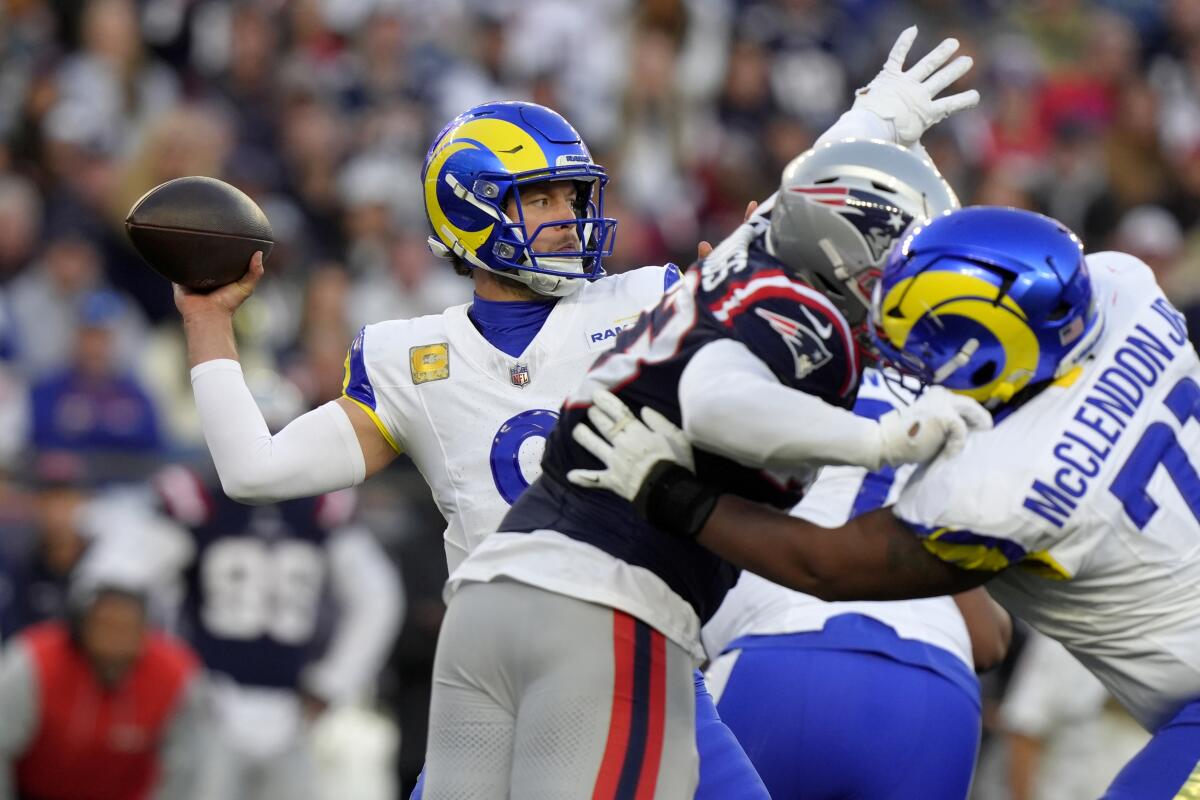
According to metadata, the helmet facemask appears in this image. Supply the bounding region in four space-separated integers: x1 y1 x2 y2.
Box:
868 207 1105 410
490 175 616 297
769 139 959 357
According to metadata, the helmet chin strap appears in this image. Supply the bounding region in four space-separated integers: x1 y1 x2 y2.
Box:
516 255 586 297
818 238 874 316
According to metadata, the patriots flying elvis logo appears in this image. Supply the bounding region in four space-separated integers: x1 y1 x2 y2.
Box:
755 306 833 380
791 185 913 263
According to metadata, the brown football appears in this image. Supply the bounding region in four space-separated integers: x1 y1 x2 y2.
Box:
125 176 273 291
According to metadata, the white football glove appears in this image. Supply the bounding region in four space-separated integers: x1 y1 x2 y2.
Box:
877 386 993 467
854 26 980 148
567 389 694 502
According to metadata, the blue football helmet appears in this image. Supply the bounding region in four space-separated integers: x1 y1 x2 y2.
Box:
870 207 1104 407
422 101 617 297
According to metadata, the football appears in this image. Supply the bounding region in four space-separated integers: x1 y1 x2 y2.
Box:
124 176 273 291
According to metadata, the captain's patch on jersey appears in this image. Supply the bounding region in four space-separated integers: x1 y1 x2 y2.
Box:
410 343 450 384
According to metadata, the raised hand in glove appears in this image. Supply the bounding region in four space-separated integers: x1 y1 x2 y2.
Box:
877 386 993 468
854 26 980 148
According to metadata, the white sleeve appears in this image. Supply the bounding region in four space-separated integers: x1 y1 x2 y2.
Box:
678 338 883 471
301 527 404 705
814 107 932 160
789 465 867 526
190 359 366 504
814 108 893 147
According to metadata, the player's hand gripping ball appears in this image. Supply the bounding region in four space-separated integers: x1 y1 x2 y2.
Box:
125 176 273 291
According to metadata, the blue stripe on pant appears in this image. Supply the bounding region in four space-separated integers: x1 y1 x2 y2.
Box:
713 614 981 800
410 666 766 800
1102 698 1200 799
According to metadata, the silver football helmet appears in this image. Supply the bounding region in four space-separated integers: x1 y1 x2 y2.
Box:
769 138 959 328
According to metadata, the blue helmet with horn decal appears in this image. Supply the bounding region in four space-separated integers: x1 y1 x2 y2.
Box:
870 206 1104 408
422 101 617 297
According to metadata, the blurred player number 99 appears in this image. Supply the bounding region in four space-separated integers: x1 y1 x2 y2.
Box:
124 175 274 291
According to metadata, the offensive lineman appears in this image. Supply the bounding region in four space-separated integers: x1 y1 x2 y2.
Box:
702 368 1007 799
576 207 1200 799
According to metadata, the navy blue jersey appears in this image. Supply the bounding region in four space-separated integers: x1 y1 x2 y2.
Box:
156 468 351 689
501 232 861 623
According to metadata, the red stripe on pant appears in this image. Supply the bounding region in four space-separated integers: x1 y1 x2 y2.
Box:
592 612 667 800
633 630 666 800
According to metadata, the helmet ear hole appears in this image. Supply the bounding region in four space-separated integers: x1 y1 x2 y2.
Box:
1047 299 1073 321
971 361 997 386
810 270 842 298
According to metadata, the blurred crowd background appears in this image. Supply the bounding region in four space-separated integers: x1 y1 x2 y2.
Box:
0 0 1196 797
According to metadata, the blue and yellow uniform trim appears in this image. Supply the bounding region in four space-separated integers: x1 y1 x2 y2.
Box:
904 521 1071 579
342 327 402 455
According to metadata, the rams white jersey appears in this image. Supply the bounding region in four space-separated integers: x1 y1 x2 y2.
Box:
342 267 676 573
894 252 1200 731
703 370 973 669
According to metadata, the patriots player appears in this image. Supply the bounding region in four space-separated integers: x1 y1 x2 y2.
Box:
426 138 991 796
576 206 1200 799
694 139 1009 799
83 465 404 800
173 26 980 799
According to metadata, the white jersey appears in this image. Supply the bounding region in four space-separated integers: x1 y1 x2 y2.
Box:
342 267 675 572
894 252 1200 731
702 370 974 669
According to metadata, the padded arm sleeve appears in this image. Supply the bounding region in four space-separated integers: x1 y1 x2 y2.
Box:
815 107 893 147
191 359 366 504
815 107 933 160
679 339 884 471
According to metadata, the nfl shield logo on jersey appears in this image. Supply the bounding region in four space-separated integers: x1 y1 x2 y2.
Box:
510 362 531 388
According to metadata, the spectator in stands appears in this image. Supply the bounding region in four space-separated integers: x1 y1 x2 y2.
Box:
54 0 180 157
29 288 161 454
0 451 94 638
8 236 143 378
0 175 40 283
93 459 406 800
0 567 205 800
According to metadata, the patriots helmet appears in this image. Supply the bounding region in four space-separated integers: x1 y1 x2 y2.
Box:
769 138 959 331
422 101 616 297
870 207 1104 408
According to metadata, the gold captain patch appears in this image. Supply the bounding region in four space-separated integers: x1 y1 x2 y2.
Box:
410 343 450 384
